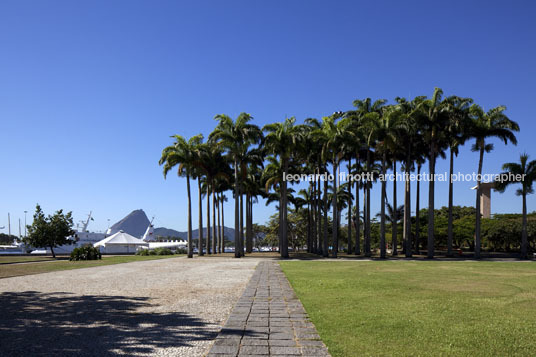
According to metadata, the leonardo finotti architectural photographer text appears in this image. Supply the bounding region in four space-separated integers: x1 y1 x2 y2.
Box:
283 171 526 183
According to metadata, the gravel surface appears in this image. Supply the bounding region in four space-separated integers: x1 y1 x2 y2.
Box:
0 256 261 356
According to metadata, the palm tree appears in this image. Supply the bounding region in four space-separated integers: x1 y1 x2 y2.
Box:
470 105 519 258
352 98 386 256
495 153 534 259
370 105 402 258
210 113 262 258
159 134 203 259
392 96 424 257
443 95 473 256
417 88 449 258
263 117 303 258
317 114 354 258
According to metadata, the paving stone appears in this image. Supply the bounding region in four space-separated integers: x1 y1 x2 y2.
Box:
213 338 241 346
239 345 269 355
269 346 302 355
208 261 330 356
269 332 295 340
297 339 325 346
301 347 330 356
210 344 240 355
241 338 269 346
268 339 298 347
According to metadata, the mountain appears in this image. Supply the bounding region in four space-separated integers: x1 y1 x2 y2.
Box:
109 209 236 241
154 226 236 241
108 209 150 238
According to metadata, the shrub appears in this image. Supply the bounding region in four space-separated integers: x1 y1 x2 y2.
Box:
154 247 173 255
70 245 102 261
136 248 174 256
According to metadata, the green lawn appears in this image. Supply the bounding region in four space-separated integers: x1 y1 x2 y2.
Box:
280 260 536 357
0 256 59 264
0 255 183 279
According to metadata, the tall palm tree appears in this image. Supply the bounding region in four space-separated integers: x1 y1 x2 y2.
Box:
317 114 354 258
443 95 473 256
470 105 519 258
370 105 402 258
159 134 203 259
392 96 424 257
263 117 303 258
495 153 536 259
352 98 386 256
417 88 449 258
210 113 262 258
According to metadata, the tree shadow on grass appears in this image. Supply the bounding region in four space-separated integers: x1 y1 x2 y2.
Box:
0 291 216 356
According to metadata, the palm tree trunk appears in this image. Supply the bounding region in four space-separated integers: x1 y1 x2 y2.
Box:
392 160 398 256
427 143 436 259
198 178 204 256
415 164 421 253
207 182 211 255
307 198 312 253
311 181 317 254
234 159 240 258
281 160 289 258
240 189 244 256
248 195 253 253
212 185 217 254
323 168 329 258
447 148 454 257
332 161 338 258
187 173 193 258
347 158 352 255
363 179 369 256
521 191 528 259
404 149 412 258
245 193 252 253
316 168 323 255
221 193 225 253
365 149 371 257
380 153 387 259
217 192 222 253
355 166 361 255
475 145 484 259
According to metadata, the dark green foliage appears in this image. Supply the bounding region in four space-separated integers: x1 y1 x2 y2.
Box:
70 245 102 261
136 248 174 256
0 233 19 245
24 204 75 258
483 214 536 252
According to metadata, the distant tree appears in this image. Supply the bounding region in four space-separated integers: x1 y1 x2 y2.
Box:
0 233 19 245
24 204 75 258
495 153 536 258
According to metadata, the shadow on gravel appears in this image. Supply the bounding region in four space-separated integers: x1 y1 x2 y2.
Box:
0 291 215 356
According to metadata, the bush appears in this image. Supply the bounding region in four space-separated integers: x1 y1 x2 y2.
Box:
175 247 187 254
70 245 102 261
136 248 174 256
154 247 173 255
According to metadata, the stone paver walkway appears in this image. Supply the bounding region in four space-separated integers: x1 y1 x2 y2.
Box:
207 261 330 356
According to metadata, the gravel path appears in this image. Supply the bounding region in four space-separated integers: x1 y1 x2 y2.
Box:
0 256 261 356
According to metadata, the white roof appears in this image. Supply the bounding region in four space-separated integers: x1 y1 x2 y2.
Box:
94 230 148 247
148 241 187 249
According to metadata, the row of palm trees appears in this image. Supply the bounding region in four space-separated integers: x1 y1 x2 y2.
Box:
160 87 533 259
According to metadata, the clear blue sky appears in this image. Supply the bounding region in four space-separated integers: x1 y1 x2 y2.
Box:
1 0 535 233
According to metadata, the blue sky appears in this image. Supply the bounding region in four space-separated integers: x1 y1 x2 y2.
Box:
1 0 535 233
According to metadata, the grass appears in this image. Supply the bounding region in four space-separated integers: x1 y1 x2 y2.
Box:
280 260 536 357
0 255 183 279
0 256 59 264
